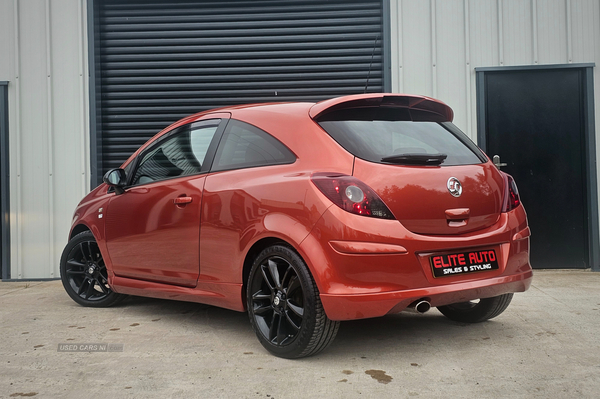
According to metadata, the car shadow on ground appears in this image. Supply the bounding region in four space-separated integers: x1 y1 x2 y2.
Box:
111 295 501 358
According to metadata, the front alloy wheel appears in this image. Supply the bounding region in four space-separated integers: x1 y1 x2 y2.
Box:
247 245 339 358
60 231 124 307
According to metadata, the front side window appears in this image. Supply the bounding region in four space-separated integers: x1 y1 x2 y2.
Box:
131 121 220 185
212 120 295 172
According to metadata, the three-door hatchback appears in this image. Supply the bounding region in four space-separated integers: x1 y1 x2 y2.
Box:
61 93 532 358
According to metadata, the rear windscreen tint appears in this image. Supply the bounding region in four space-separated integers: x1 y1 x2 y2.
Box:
318 119 486 166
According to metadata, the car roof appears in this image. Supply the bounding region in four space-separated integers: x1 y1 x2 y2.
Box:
124 94 454 167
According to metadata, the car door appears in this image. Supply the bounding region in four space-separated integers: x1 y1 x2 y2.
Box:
104 117 227 287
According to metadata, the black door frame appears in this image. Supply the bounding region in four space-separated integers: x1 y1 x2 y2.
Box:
0 81 10 280
475 63 599 272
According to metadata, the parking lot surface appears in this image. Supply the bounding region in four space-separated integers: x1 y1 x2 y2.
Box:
1 270 599 398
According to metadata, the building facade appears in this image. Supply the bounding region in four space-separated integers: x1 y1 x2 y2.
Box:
0 0 598 279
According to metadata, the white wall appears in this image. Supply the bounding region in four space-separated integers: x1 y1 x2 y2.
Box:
0 0 90 279
389 0 599 141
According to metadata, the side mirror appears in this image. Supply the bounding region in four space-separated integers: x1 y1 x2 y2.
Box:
103 168 127 195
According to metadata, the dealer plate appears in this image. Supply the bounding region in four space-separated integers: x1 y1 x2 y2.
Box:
430 249 499 278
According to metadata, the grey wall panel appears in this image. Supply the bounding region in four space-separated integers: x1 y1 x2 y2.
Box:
501 0 533 66
398 0 432 96
535 0 568 65
17 0 52 279
0 0 89 279
571 0 600 64
92 0 386 181
434 0 468 132
467 0 499 138
0 3 14 80
50 0 92 277
468 0 499 69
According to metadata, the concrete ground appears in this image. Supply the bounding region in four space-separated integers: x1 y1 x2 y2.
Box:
1 270 599 399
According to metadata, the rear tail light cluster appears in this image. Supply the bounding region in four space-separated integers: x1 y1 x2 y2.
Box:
311 173 395 220
502 173 521 212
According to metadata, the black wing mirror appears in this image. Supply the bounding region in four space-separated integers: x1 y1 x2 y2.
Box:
103 168 127 195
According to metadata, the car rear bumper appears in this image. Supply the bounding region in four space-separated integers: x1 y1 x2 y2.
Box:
320 269 533 321
299 201 533 321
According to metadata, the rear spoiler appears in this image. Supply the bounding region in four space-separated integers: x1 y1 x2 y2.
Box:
309 93 454 122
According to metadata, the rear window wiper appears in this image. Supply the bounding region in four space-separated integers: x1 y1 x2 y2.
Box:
381 153 447 166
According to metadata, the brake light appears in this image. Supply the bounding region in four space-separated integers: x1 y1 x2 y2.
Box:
311 173 395 219
502 173 521 212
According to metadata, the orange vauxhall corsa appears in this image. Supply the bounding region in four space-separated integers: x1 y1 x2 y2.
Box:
60 93 532 358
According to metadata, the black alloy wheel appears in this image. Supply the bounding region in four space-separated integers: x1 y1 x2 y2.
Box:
60 231 124 307
247 245 339 359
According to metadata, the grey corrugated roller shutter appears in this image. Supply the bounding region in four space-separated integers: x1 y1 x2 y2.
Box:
94 0 385 175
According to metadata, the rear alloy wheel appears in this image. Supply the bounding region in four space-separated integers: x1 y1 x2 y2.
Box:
247 245 339 359
437 293 514 323
60 231 124 307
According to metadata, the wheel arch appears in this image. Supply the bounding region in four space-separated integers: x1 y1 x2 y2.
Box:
242 237 287 304
241 236 322 308
60 227 125 307
68 223 112 278
70 224 91 240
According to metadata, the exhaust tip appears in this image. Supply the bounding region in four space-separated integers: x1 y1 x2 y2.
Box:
406 300 431 314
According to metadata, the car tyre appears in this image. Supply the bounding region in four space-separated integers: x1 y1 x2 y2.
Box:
60 231 124 307
247 245 339 359
437 293 514 323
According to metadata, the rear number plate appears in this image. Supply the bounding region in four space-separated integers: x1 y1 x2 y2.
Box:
430 249 499 278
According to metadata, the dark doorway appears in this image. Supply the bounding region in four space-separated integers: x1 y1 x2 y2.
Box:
476 64 598 270
0 81 9 280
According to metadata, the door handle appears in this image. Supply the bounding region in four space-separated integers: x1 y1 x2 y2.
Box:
493 154 508 169
173 196 193 205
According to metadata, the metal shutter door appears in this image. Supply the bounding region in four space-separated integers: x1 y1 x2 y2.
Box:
92 0 386 181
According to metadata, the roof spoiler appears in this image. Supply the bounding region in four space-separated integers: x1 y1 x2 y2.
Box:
309 93 454 122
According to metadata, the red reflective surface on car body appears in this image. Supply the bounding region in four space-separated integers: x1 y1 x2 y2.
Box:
64 93 532 327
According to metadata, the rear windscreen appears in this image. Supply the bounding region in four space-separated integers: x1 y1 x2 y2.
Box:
318 118 486 166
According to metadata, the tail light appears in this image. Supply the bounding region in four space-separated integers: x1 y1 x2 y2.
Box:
502 173 521 212
311 173 395 220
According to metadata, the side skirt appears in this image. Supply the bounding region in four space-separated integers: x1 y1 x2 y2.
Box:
110 275 245 312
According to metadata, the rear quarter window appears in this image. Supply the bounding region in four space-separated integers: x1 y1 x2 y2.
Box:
212 120 296 172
